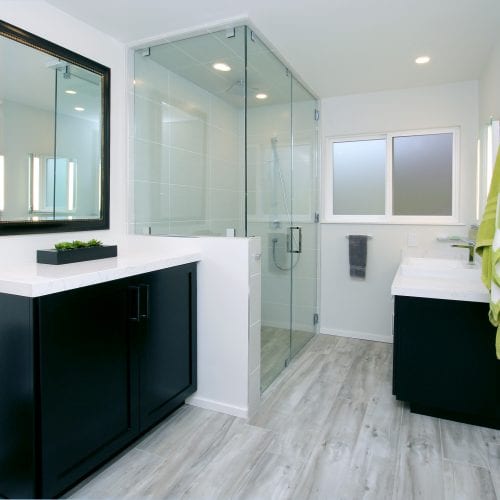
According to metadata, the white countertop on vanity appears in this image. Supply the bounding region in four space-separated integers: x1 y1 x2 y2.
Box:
391 257 489 303
0 236 201 298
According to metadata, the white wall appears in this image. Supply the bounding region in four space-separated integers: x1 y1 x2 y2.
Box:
320 81 479 342
0 0 128 241
479 38 500 125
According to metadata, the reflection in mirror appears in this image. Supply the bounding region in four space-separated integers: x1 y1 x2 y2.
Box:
0 20 109 234
29 155 77 216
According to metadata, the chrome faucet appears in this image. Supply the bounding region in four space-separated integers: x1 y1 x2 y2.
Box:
451 240 476 264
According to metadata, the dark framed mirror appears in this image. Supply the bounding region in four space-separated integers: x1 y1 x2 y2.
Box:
0 20 110 235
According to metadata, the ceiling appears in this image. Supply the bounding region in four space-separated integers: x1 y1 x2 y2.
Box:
43 0 500 98
0 32 101 121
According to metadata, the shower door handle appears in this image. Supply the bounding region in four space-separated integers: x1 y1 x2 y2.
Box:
288 226 302 254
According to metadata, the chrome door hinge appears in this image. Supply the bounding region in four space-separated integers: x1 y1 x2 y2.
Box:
250 30 256 42
314 109 320 121
226 28 236 38
141 47 151 57
313 313 319 325
286 68 290 77
314 212 320 223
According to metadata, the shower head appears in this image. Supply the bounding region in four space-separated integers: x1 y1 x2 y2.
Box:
46 60 71 79
271 137 278 145
46 60 67 70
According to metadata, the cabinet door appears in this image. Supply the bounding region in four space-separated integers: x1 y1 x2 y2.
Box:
136 264 197 431
394 296 498 421
38 279 138 498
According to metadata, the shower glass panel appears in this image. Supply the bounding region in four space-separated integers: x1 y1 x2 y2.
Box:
290 77 318 358
246 31 293 391
133 26 319 394
133 27 245 236
54 66 102 220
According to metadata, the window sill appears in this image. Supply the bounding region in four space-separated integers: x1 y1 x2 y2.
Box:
320 219 466 226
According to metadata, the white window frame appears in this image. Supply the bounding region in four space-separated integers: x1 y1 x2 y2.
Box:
322 127 460 224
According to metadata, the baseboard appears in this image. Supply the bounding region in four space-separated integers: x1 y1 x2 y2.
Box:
186 395 248 419
320 327 393 344
262 320 315 333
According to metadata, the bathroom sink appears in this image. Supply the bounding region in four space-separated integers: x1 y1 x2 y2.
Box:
392 257 488 303
399 257 480 282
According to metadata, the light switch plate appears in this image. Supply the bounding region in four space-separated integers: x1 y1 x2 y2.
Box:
407 232 418 247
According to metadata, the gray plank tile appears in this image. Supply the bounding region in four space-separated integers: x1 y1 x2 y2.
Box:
443 460 497 500
136 404 235 458
256 410 323 462
306 332 339 355
67 447 166 498
337 340 391 402
393 410 445 500
171 421 273 499
232 451 305 500
440 419 490 468
291 397 368 499
334 375 403 499
481 427 500 498
250 352 328 424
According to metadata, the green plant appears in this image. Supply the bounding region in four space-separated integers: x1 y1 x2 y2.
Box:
54 239 103 251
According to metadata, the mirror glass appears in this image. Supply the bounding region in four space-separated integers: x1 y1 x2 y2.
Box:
0 20 109 234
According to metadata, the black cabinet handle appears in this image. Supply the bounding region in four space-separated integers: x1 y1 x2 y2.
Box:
139 284 150 320
128 286 140 322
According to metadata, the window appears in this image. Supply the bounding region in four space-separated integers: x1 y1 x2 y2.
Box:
323 128 459 223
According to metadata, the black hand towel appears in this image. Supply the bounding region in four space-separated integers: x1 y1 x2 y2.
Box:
348 235 368 279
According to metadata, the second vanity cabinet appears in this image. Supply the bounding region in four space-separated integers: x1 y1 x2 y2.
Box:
0 263 197 499
393 295 499 428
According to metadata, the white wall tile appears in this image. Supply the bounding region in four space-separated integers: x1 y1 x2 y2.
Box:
249 236 262 276
133 139 169 183
170 148 207 188
249 321 261 373
170 185 206 220
248 366 261 418
170 118 206 156
250 273 262 327
134 181 169 223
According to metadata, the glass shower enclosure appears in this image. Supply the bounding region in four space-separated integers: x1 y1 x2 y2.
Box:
133 26 319 392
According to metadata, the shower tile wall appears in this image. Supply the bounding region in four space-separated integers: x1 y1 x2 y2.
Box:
132 54 244 236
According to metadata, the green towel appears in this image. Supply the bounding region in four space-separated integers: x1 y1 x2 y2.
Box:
476 145 500 359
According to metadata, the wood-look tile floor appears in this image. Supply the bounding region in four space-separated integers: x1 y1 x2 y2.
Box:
260 326 315 392
68 335 500 499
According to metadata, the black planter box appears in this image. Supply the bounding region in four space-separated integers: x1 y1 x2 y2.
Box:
37 245 118 265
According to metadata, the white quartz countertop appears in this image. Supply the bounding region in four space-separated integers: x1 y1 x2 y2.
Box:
0 237 201 297
391 257 489 303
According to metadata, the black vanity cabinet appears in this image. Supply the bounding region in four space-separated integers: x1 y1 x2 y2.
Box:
39 279 139 499
0 263 197 499
393 295 499 428
134 266 197 431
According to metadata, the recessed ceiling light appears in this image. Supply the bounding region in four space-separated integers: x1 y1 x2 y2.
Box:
415 56 430 65
65 89 77 95
255 93 268 100
212 62 231 72
74 106 85 112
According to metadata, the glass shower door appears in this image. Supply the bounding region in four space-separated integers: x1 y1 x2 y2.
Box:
290 77 319 357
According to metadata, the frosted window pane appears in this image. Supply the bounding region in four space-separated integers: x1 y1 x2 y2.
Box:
393 133 453 216
332 139 386 215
